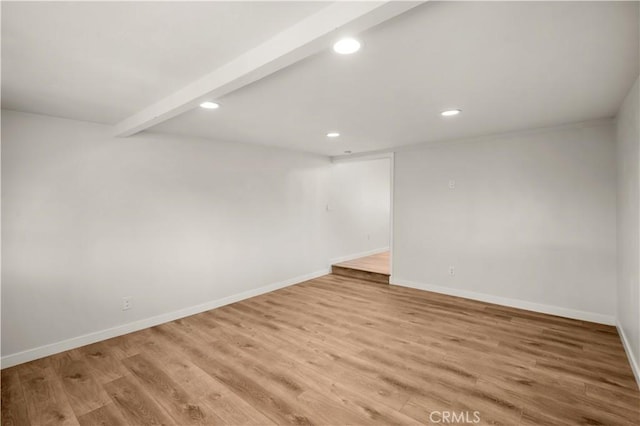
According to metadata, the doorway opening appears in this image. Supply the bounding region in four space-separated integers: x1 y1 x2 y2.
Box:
328 154 393 284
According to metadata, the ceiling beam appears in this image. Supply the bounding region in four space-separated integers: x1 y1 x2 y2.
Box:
114 1 424 137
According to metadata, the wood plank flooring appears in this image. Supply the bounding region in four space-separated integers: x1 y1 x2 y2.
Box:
334 251 390 275
2 273 639 425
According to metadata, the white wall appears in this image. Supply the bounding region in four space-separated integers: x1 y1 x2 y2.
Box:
1 110 394 365
1 107 622 365
392 122 617 323
1 110 334 360
328 158 390 261
616 75 640 382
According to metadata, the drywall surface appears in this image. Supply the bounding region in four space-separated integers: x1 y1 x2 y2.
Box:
328 158 390 260
393 122 617 320
1 110 332 357
616 75 640 377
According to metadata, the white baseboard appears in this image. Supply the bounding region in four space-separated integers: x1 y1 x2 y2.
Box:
1 268 330 369
329 247 389 265
616 320 640 390
390 278 616 326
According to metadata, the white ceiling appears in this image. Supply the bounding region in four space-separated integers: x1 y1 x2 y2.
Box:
3 2 639 156
153 1 639 156
1 1 329 123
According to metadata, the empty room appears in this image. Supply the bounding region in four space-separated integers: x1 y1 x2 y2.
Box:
1 1 639 425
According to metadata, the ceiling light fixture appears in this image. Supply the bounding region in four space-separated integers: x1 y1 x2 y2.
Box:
327 132 340 138
200 101 220 109
333 38 361 55
441 109 461 117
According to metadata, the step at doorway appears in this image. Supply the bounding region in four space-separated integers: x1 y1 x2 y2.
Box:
331 251 390 284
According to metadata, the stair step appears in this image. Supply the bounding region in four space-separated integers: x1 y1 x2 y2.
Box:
331 265 390 284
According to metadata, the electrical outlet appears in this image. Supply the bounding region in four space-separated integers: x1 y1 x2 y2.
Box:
122 297 132 311
448 180 456 189
449 266 455 276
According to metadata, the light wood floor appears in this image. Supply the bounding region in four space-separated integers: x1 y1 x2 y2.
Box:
2 274 639 425
334 251 390 275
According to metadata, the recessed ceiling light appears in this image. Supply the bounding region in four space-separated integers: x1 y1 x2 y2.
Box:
333 38 361 55
441 109 461 117
200 101 220 109
327 132 340 138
